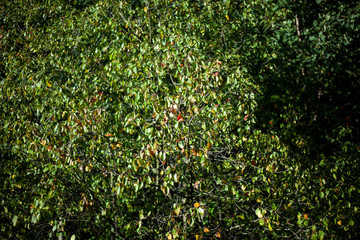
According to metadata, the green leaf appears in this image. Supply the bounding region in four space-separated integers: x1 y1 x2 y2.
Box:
255 208 263 218
12 215 18 226
349 219 354 226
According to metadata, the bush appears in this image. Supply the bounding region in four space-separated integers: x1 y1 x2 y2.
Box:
1 0 359 239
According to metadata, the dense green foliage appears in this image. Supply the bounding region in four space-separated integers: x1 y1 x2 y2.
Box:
1 0 359 239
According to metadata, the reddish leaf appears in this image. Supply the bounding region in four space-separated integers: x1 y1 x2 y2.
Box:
149 149 155 156
163 114 168 124
177 114 183 122
194 180 201 189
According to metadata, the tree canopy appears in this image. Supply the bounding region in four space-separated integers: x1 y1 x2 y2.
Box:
1 0 359 239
